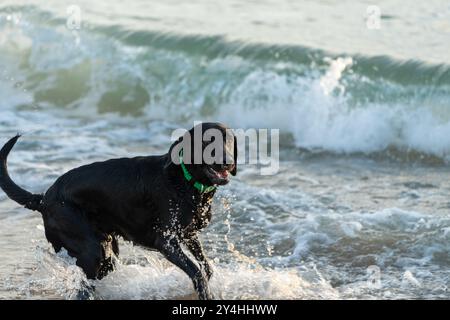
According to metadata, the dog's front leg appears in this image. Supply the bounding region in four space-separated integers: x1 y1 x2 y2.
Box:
156 235 213 300
184 233 213 280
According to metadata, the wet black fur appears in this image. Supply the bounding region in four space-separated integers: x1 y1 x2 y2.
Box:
0 123 237 300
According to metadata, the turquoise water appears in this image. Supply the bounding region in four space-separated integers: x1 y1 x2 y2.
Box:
0 0 449 299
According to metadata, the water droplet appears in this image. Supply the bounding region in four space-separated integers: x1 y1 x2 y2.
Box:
14 81 23 88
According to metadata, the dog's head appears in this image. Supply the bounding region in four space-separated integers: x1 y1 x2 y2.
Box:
165 122 237 187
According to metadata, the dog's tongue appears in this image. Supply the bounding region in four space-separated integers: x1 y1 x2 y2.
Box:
217 170 229 179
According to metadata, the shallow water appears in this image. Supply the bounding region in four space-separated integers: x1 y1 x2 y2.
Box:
0 0 449 299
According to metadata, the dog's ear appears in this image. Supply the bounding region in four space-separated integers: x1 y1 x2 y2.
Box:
164 136 183 170
230 135 237 176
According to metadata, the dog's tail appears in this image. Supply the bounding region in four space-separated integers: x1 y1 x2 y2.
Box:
0 135 43 212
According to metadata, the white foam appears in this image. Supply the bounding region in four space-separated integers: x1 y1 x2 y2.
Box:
17 247 90 300
217 57 450 160
96 260 338 300
320 57 353 96
402 270 421 288
24 245 338 300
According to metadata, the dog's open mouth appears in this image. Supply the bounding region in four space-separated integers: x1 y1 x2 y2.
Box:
215 169 229 179
206 167 230 185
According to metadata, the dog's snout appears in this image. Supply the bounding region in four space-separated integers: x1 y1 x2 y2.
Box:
225 153 234 165
221 162 235 172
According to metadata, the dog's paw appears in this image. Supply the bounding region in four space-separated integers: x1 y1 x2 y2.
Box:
198 286 213 300
75 286 96 300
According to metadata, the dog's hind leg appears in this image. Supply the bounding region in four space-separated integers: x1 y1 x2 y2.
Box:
43 202 114 284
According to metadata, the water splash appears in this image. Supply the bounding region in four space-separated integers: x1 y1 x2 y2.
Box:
320 57 353 96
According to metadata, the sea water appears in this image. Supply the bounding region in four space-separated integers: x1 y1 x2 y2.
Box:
0 0 449 299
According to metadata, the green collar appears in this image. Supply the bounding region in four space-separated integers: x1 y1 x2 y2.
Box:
179 149 216 194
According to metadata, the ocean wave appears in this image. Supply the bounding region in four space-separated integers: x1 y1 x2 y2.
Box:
1 5 450 162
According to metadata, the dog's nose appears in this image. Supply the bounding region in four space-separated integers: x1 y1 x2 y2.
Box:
221 163 235 172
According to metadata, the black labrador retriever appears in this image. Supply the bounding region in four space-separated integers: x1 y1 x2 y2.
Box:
0 122 237 300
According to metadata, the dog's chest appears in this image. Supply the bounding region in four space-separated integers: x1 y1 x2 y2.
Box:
191 202 211 230
174 195 213 232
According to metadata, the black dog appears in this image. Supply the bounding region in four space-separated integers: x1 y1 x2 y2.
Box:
0 122 237 300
